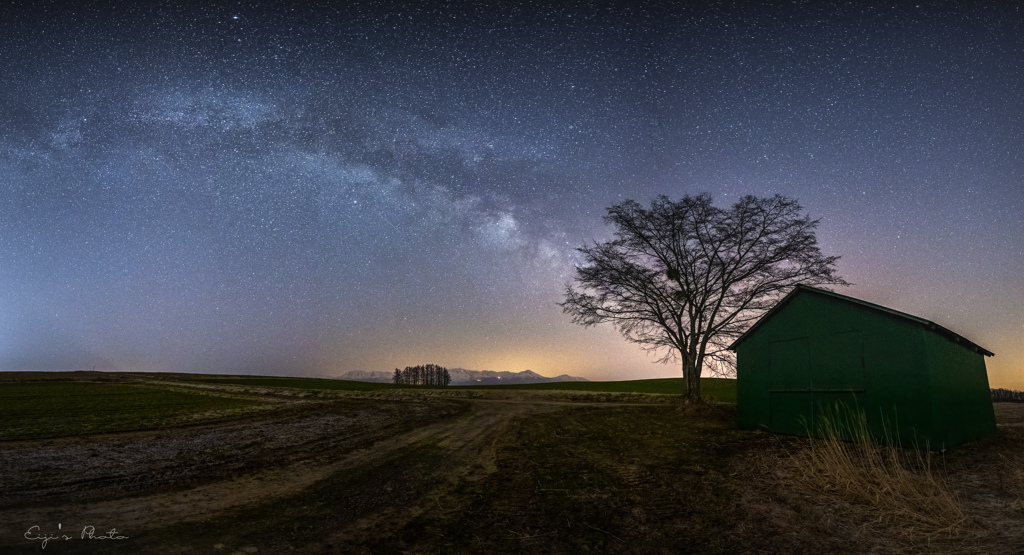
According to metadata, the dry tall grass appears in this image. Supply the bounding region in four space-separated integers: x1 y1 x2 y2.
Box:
794 405 968 537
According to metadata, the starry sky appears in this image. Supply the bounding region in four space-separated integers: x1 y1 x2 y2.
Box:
1 1 1021 388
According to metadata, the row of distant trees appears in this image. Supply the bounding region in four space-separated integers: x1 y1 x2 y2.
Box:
393 364 452 387
992 388 1024 403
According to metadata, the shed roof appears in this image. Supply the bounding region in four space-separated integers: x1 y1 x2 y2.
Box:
727 284 994 357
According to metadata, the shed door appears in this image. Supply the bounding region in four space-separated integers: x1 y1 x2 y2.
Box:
767 334 866 437
809 331 866 439
769 338 811 435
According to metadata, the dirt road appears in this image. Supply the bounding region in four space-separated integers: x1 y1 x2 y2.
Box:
0 394 590 552
4 394 1022 554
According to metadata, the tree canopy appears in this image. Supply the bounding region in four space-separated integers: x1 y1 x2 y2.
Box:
393 364 452 387
560 193 847 401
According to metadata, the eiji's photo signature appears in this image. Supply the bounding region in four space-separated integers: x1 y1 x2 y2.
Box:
24 524 128 549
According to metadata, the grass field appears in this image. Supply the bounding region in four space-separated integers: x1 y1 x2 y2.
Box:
460 377 737 402
0 373 734 442
0 381 264 441
167 373 738 402
1 372 1021 553
187 375 404 391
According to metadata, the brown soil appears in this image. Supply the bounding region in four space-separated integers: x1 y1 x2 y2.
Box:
0 390 584 553
1 392 1022 554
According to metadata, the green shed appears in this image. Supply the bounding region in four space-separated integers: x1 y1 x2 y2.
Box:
729 285 996 449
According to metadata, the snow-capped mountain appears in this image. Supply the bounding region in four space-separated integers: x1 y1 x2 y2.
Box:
337 368 589 385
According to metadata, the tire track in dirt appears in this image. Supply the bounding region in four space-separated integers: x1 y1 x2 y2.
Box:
0 398 577 539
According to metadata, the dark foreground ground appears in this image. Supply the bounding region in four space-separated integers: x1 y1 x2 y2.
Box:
1 373 1022 554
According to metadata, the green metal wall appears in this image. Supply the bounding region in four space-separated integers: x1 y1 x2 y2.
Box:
924 330 997 447
736 290 995 448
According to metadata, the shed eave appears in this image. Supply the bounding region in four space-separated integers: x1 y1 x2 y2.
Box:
727 284 994 357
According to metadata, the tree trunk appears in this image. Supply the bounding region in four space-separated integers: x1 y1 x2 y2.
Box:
690 366 702 401
682 356 703 403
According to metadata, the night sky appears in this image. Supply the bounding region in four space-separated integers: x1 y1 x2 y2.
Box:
1 1 1021 388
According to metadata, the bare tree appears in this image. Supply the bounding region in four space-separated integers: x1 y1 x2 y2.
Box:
560 193 847 402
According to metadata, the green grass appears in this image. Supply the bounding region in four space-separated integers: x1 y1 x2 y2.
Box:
160 373 738 402
195 376 403 391
0 381 263 441
458 377 737 402
184 375 738 402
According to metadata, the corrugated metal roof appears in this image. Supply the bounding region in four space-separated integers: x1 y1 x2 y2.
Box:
727 284 994 357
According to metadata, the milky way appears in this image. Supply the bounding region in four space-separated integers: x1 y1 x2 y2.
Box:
1 1 1021 387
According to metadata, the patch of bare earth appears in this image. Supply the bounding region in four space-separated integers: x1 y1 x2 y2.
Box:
0 392 576 553
0 394 464 549
2 394 1022 554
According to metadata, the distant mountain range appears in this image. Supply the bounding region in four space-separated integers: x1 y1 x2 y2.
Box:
338 368 589 386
